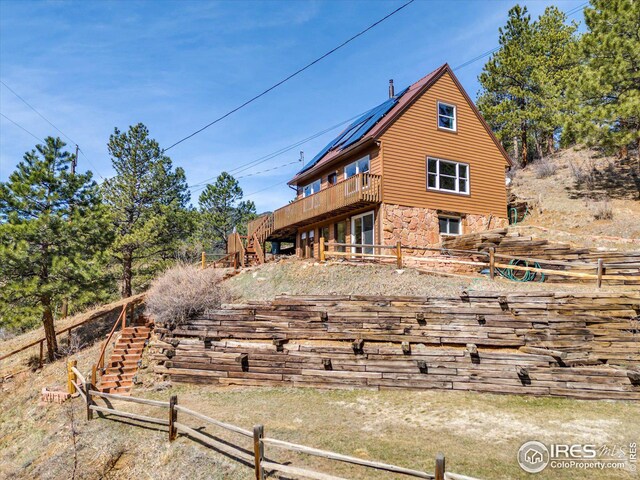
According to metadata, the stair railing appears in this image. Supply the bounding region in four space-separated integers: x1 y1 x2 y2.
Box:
97 303 128 373
253 233 265 264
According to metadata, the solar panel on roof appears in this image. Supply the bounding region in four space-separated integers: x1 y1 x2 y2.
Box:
296 87 409 175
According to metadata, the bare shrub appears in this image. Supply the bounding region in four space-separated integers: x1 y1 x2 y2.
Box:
146 264 229 327
592 200 614 220
568 159 597 190
59 332 86 356
533 158 555 178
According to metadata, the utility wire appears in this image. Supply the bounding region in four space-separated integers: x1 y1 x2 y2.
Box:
1 80 76 145
163 0 416 152
0 112 45 143
1 80 105 179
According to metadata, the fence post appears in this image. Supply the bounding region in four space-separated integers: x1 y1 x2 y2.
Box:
319 237 326 262
85 379 93 421
253 424 264 480
489 247 496 280
396 241 403 269
596 258 604 289
435 452 445 480
67 359 77 394
201 251 206 270
169 395 178 441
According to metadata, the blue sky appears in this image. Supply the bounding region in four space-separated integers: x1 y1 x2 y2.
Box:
0 0 585 212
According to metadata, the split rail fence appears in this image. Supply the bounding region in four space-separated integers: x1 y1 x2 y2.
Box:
317 239 639 287
65 365 476 480
0 294 145 376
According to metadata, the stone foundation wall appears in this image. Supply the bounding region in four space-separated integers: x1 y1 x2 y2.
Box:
381 203 508 249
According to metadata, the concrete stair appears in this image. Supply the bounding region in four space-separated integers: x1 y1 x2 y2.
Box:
98 323 151 396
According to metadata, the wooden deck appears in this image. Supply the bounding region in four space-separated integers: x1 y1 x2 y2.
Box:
267 172 381 239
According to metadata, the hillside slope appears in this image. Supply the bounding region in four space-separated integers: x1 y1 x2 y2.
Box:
509 148 640 248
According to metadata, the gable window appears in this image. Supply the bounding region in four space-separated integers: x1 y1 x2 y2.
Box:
427 157 469 194
344 155 370 179
439 216 461 236
437 101 456 131
303 179 321 197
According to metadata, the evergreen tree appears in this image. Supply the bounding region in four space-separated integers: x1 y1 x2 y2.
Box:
198 172 256 252
567 0 640 161
0 137 110 360
103 123 192 297
477 5 577 165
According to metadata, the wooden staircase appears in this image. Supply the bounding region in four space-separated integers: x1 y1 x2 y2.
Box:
98 320 151 395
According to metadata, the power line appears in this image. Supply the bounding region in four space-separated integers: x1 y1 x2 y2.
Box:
1 80 106 179
0 112 45 143
163 0 416 152
1 80 76 145
187 110 367 190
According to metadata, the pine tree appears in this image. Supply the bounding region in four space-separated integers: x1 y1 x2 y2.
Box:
567 0 640 162
0 137 111 360
198 172 256 252
477 5 578 165
103 123 192 297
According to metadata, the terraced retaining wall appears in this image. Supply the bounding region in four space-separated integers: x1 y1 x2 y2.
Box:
151 293 640 400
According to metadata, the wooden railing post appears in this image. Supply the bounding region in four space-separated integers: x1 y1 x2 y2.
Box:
596 258 604 289
489 247 496 280
319 237 326 262
201 251 206 270
169 395 178 441
67 359 77 394
435 452 445 480
253 424 264 480
85 379 94 420
396 241 402 269
91 364 97 387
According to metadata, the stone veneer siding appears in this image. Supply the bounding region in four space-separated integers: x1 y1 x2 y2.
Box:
381 203 507 248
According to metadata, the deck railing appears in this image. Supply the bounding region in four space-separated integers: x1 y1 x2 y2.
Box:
273 173 381 231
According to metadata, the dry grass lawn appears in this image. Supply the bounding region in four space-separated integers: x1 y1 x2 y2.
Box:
1 342 638 480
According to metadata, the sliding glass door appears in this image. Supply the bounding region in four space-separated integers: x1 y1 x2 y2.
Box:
351 211 374 255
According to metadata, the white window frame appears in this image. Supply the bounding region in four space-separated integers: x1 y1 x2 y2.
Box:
437 101 457 132
439 216 462 236
427 157 470 195
344 155 370 180
350 210 375 254
303 179 321 197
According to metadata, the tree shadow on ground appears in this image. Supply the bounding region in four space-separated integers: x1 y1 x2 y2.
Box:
569 157 640 200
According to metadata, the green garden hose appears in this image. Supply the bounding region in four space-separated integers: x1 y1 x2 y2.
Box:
509 206 529 225
496 259 545 282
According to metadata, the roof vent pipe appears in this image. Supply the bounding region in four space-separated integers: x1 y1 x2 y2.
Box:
389 79 395 98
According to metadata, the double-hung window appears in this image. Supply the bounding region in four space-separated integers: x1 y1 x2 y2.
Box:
303 179 321 197
437 102 456 131
427 157 469 194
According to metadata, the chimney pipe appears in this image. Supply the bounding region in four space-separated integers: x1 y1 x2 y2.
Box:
388 79 395 98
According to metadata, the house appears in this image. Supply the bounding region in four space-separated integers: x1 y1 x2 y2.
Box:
241 63 512 261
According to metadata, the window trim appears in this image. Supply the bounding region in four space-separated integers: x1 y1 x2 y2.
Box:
350 210 375 254
437 101 457 132
438 216 462 236
303 179 321 197
426 157 470 195
344 155 370 180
